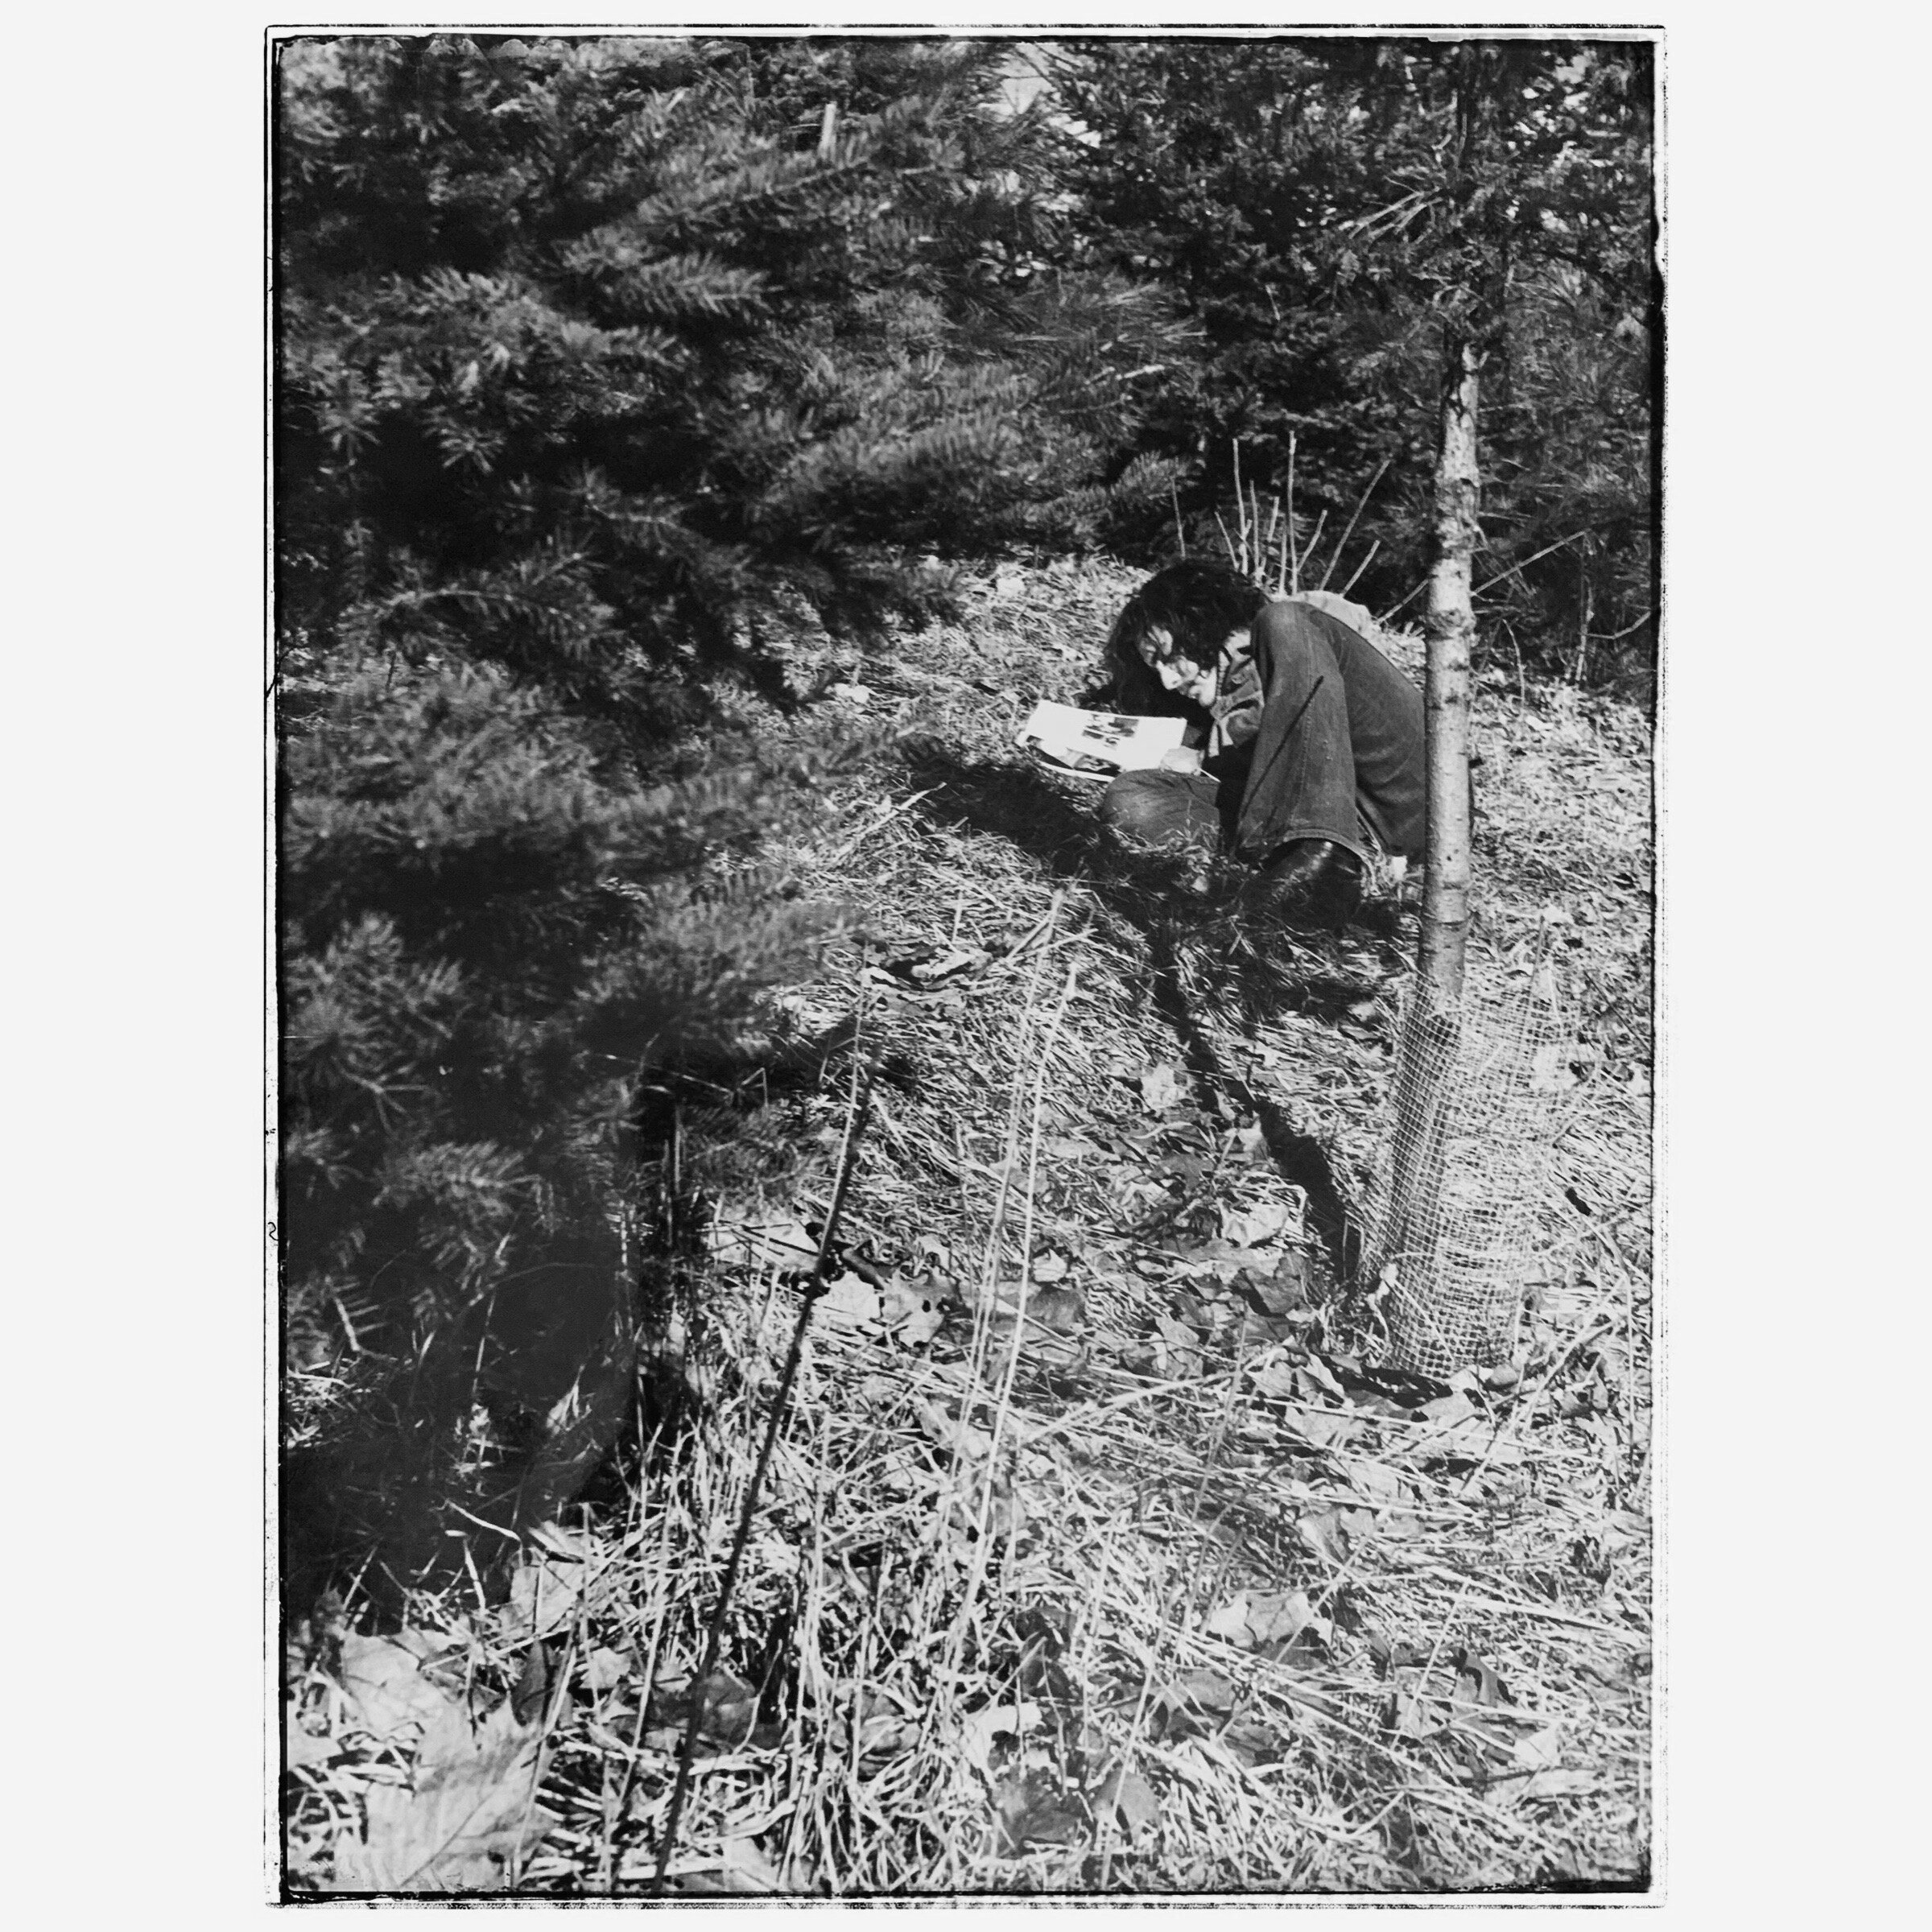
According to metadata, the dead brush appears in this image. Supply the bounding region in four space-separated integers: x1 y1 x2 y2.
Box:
284 556 1651 1897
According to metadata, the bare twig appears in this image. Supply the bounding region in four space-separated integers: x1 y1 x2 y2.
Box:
1476 530 1588 598
1588 607 1655 645
1317 456 1393 591
650 999 880 1893
1385 525 1585 626
1286 431 1298 593
1340 539 1381 598
1298 508 1327 592
823 787 938 867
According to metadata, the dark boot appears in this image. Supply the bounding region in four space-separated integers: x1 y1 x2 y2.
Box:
1253 840 1363 925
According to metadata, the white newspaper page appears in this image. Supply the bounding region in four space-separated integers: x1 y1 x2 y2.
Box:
1016 701 1187 778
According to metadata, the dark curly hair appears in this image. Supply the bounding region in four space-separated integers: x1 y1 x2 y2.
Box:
1100 559 1269 713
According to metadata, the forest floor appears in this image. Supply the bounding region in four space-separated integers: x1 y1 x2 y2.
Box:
284 556 1655 1897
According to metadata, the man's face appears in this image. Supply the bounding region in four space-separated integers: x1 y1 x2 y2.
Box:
1139 627 1218 707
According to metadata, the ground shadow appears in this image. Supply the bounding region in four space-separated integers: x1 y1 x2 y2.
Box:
901 746 1390 1279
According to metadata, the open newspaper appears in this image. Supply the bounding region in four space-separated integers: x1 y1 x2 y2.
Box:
1015 700 1187 779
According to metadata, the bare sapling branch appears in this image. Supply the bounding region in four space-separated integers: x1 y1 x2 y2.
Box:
1286 431 1299 594
1317 456 1393 591
1232 439 1248 563
1340 538 1380 598
1299 507 1328 592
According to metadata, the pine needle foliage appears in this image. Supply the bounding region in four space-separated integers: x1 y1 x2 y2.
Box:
1051 38 1656 683
275 34 1170 1580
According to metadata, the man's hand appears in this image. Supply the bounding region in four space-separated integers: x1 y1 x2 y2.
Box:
1158 746 1203 774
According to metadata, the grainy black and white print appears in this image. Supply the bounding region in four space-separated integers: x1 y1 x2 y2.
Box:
278 29 1657 1899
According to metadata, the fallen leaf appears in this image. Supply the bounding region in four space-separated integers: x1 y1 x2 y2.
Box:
1240 1309 1313 1348
581 1646 631 1694
510 1642 550 1725
1521 1766 1596 1800
1283 1408 1356 1452
1219 1714 1286 1767
719 1833 783 1893
1342 1458 1409 1508
709 1209 819 1276
1294 1509 1352 1566
814 1271 880 1330
853 1711 914 1759
1138 1063 1187 1113
328 1701 552 1893
879 1274 947 1346
1245 1360 1301 1401
337 1635 463 1744
1095 1762 1159 1839
503 1552 588 1643
1245 1254 1308 1315
913 1398 993 1462
1454 1651 1512 1709
1152 1313 1203 1378
1412 1418 1518 1468
986 1318 1088 1374
1170 1666 1238 1714
1248 1589 1323 1646
1195 1244 1269 1284
993 1767 1088 1855
644 1671 759 1752
960 1701 1042 1777
286 1708 336 1770
947 1476 1028 1547
1206 1588 1323 1652
910 946 993 985
1275 1680 1343 1719
1389 1690 1450 1740
1044 1136 1103 1161
1024 1283 1086 1333
1298 1355 1348 1400
1221 1200 1292 1248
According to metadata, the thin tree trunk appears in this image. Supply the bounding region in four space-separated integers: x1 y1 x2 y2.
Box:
1419 325 1480 1009
1371 324 1480 1335
1370 41 1496 1364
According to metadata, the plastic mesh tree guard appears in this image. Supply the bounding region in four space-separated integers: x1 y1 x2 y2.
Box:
1355 960 1572 1379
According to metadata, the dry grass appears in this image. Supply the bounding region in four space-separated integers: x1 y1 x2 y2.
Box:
283 557 1653 1897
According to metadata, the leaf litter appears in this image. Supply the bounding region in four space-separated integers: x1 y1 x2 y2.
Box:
284 560 1652 1897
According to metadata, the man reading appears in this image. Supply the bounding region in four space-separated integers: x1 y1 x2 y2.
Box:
1096 559 1430 925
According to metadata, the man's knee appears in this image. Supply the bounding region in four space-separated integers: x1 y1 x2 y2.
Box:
1098 770 1174 835
1100 770 1218 849
1255 597 1335 668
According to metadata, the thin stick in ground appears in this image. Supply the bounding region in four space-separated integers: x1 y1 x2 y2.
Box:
649 1006 880 1892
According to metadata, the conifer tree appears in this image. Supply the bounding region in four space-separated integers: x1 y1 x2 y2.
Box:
276 34 1166 1578
1051 38 1655 680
